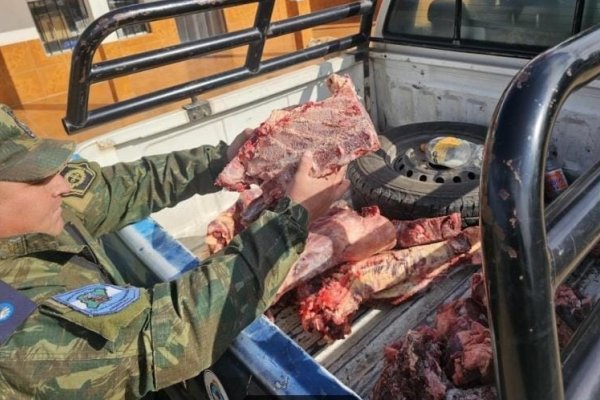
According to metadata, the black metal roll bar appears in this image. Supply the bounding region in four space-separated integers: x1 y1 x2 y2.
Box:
63 0 375 134
481 24 600 400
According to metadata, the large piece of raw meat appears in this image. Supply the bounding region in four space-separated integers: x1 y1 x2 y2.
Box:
298 227 481 340
216 74 380 208
274 203 397 301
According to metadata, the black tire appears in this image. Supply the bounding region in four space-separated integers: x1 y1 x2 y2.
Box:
349 121 487 225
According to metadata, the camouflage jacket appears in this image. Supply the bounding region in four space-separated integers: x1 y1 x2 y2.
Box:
0 144 309 399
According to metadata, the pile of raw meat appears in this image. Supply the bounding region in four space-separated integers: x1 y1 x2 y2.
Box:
294 213 479 340
372 272 591 400
208 186 480 340
207 71 594 399
209 72 483 341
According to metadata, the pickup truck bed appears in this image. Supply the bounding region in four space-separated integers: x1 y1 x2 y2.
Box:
180 232 600 399
182 234 477 397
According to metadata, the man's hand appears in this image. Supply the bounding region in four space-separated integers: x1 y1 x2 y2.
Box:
286 152 350 224
227 128 255 161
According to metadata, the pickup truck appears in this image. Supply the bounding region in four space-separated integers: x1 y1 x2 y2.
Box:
62 0 600 399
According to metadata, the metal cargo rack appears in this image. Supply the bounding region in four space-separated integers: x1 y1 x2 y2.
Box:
481 24 600 400
63 0 375 133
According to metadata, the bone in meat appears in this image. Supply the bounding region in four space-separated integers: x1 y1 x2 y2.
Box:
393 213 462 248
205 186 263 254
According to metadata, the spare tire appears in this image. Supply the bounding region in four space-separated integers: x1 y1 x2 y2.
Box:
349 121 487 225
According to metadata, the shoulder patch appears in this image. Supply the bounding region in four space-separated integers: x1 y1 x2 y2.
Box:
52 284 140 316
0 280 37 345
61 162 96 197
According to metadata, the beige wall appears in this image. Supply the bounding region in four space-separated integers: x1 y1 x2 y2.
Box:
0 0 35 33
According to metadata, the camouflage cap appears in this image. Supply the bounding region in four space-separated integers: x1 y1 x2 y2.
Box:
0 104 75 182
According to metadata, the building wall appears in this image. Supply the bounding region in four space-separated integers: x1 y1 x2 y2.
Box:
0 0 36 34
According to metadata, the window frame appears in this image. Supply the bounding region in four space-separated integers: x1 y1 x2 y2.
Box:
27 0 91 55
379 0 591 58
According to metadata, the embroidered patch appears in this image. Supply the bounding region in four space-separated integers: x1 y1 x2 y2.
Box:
0 280 37 345
0 303 14 322
61 162 96 197
52 284 140 316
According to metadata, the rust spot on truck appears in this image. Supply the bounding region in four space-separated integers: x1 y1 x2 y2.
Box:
506 246 518 258
515 68 532 89
504 159 522 185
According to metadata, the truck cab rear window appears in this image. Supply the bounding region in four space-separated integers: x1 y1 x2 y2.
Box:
384 0 600 56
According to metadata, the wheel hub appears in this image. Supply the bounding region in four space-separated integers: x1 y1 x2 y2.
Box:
390 137 481 184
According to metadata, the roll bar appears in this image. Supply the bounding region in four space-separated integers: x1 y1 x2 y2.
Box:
63 0 375 134
481 24 600 400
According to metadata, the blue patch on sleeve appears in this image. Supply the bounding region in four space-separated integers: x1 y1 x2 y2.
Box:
52 284 140 316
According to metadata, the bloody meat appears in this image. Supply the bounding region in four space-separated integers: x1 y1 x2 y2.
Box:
274 203 397 301
372 273 591 399
205 186 263 254
435 299 493 388
298 227 481 340
215 74 380 212
393 213 462 249
372 325 450 400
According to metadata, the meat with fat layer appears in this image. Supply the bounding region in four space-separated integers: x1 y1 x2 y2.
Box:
215 74 380 207
298 227 480 340
393 213 462 249
274 203 397 301
373 227 481 304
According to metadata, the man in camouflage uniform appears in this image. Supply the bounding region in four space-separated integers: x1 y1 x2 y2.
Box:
0 104 349 399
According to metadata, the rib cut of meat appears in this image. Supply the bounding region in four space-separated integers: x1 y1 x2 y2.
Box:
393 213 462 248
274 203 397 301
216 74 380 207
298 227 481 340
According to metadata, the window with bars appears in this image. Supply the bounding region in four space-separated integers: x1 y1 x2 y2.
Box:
107 0 150 38
28 0 90 55
384 0 600 57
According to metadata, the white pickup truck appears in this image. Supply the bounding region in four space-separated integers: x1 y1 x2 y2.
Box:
64 0 600 399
